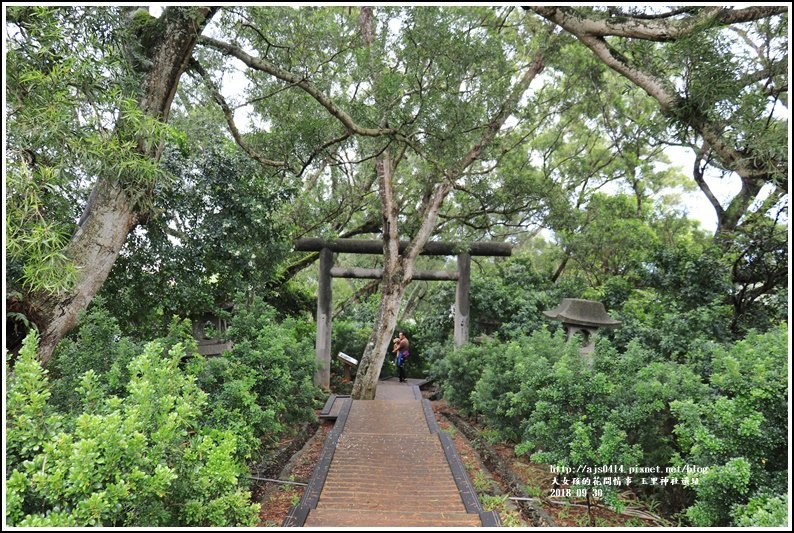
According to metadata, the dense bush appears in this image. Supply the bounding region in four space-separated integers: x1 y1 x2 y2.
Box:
599 243 737 362
6 332 260 527
730 493 789 527
49 299 140 412
220 297 320 433
671 324 788 526
434 324 788 526
6 335 64 470
189 354 280 461
187 296 320 458
7 295 324 526
511 338 707 487
470 330 567 441
431 337 500 414
595 341 709 469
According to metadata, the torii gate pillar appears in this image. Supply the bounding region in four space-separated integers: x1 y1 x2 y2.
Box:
314 247 332 390
454 253 470 348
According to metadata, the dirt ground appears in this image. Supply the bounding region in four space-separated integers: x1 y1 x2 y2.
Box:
256 420 333 527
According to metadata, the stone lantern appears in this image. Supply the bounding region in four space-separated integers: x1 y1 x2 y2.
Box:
543 298 620 360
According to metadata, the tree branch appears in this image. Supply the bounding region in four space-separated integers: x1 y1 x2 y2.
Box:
530 6 787 42
198 35 397 138
333 279 380 319
692 144 724 226
189 58 288 169
737 58 788 88
403 44 548 274
532 15 783 188
297 132 352 177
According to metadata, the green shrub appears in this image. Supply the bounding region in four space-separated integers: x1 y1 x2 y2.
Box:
513 337 708 475
6 332 259 527
6 332 64 469
172 430 260 526
566 420 643 509
671 324 788 526
683 458 752 526
471 330 565 441
186 296 321 458
432 337 501 414
444 323 787 525
190 355 278 460
518 341 612 464
49 299 140 412
602 341 709 468
223 296 320 430
730 493 788 527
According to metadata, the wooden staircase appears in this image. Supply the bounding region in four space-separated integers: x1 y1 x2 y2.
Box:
284 382 499 527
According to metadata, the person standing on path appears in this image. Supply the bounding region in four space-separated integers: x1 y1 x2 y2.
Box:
393 331 410 383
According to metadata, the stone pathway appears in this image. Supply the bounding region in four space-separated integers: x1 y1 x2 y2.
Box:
283 379 499 527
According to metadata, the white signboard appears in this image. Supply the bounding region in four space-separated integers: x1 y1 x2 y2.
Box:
337 352 358 366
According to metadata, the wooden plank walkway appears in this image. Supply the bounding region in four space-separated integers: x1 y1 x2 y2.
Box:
283 378 500 527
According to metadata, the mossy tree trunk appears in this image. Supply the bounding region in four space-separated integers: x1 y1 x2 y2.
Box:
28 7 218 364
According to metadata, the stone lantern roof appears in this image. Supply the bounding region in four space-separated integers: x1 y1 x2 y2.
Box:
543 298 621 328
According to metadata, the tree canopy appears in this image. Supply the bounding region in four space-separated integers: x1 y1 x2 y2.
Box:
5 5 788 374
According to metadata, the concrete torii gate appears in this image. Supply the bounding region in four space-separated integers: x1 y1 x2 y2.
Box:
294 238 512 388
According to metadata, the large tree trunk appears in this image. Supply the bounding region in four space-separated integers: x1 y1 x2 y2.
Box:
352 151 403 399
27 7 218 365
351 277 407 400
31 181 138 363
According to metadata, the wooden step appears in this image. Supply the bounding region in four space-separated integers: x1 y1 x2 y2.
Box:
343 400 431 434
304 508 484 527
318 394 350 420
286 397 491 527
